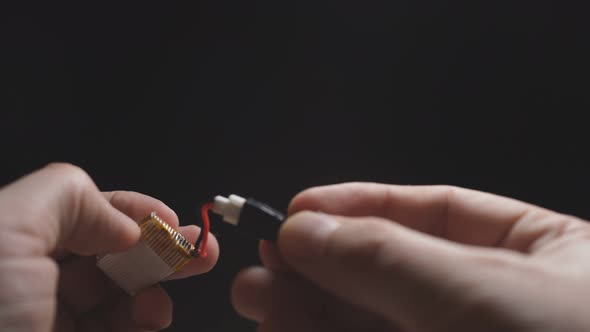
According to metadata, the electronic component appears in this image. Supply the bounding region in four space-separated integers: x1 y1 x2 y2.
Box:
97 195 283 295
97 211 210 295
210 194 286 241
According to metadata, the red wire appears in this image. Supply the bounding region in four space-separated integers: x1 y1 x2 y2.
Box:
198 202 213 257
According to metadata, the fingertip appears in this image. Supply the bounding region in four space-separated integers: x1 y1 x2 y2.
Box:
132 286 173 330
288 187 324 215
197 231 220 273
288 182 392 218
231 266 273 322
288 183 373 215
165 225 219 280
151 199 180 229
279 211 341 263
122 213 142 245
259 240 289 271
104 191 180 229
289 183 366 213
105 210 142 254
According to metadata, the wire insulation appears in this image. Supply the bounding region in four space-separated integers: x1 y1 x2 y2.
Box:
194 202 213 257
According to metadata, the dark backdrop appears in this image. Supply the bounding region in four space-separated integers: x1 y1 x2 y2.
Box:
1 0 589 331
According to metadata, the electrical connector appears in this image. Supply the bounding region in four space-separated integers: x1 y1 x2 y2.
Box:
212 194 285 241
97 194 284 295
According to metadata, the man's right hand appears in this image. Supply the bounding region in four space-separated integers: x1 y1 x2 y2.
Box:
233 182 590 332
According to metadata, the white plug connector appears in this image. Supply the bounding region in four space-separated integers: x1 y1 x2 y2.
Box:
212 194 246 225
210 194 285 241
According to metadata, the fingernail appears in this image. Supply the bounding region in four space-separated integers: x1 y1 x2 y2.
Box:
279 211 341 261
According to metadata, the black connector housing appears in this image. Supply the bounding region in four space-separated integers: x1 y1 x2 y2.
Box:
237 198 285 241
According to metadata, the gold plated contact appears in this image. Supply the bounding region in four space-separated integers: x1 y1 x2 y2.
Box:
139 212 194 271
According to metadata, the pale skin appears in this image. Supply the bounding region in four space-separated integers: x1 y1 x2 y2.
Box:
3 166 590 332
232 182 590 332
0 163 219 332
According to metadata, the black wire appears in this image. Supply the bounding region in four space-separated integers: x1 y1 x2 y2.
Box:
192 229 204 257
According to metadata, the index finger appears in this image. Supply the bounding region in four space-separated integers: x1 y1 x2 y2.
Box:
288 182 576 250
102 191 180 229
0 163 140 256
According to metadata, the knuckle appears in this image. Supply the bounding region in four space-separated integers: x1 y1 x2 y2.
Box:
530 213 585 246
363 229 402 269
45 163 97 216
45 163 93 188
542 215 590 245
45 162 82 173
59 164 93 191
434 184 460 199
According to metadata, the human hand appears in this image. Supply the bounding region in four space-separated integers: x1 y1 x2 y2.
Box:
232 182 590 332
0 163 219 332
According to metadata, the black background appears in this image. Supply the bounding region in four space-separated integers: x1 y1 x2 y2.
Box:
1 0 589 331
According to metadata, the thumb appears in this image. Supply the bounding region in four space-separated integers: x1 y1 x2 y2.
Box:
0 163 140 256
277 211 497 330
